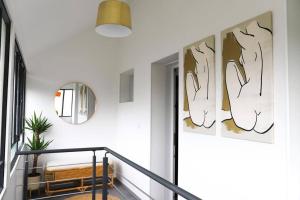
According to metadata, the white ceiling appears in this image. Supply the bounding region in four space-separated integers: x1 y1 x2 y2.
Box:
4 0 101 59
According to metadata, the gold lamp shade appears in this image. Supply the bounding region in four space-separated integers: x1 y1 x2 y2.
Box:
95 0 132 38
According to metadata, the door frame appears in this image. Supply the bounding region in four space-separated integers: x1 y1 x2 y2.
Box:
150 53 179 200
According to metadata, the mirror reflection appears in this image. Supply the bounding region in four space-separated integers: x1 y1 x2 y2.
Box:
54 83 96 124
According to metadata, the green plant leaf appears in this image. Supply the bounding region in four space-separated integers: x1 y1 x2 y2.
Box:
25 111 53 151
25 111 53 175
25 111 53 135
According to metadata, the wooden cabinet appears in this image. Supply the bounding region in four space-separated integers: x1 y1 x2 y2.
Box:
44 163 114 195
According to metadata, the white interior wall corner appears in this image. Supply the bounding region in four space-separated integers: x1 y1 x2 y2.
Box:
1 0 296 200
116 0 290 200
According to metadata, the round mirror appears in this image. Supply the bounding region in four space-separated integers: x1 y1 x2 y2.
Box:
54 82 96 124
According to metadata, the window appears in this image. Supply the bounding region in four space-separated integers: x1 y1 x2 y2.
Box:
10 41 26 168
55 89 74 117
0 1 11 190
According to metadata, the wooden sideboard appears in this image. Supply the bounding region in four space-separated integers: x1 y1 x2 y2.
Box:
44 162 114 195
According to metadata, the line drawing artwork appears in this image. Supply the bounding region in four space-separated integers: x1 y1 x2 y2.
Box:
221 12 274 143
183 36 216 135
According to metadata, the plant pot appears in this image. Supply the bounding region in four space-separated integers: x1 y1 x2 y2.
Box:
28 174 40 191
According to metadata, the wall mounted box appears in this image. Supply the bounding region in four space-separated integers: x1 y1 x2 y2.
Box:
119 69 134 103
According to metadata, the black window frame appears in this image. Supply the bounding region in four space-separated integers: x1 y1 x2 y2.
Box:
10 40 26 169
0 0 11 191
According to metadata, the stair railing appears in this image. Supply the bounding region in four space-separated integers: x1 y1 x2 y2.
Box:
17 147 202 200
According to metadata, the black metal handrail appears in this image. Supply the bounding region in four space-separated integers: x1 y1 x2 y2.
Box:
16 147 105 155
17 147 202 200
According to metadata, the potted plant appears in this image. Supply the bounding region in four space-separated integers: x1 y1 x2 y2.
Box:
25 112 53 191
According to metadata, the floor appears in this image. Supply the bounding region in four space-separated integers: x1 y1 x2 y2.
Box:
30 179 140 200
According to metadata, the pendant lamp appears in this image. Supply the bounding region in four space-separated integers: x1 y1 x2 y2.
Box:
95 0 132 38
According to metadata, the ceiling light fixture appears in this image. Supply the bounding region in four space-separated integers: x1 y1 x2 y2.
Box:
95 0 132 38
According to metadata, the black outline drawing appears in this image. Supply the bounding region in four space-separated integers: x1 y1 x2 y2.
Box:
224 20 274 135
185 41 216 129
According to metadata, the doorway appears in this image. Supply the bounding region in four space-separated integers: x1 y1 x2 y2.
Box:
173 68 179 200
150 53 179 200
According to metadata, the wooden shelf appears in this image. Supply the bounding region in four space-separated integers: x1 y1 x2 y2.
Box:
44 163 114 196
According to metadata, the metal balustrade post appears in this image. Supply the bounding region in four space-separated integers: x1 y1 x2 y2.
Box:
102 155 108 200
92 151 97 200
23 155 28 200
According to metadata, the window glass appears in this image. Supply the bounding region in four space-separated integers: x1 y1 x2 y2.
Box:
63 90 73 117
0 20 6 138
0 1 11 189
10 41 26 168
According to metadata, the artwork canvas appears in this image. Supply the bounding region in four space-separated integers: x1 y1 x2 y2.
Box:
183 35 216 135
221 12 274 143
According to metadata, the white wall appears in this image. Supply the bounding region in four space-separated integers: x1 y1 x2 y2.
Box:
2 156 24 200
0 20 120 200
1 2 120 197
287 0 300 199
2 0 297 200
24 30 118 164
115 0 289 200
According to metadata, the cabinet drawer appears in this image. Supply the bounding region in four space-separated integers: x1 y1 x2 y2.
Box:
49 165 113 180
